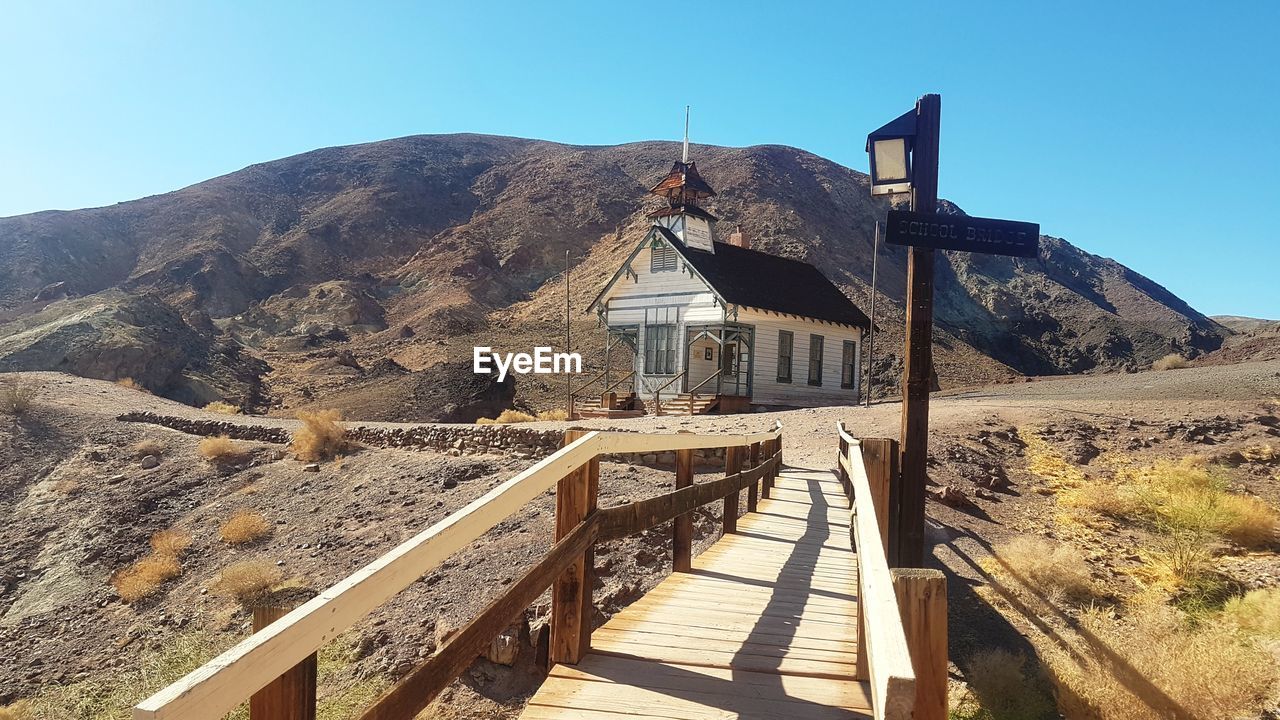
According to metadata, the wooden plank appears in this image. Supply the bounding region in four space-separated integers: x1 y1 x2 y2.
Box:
589 629 858 666
590 621 856 655
596 460 772 542
134 430 606 720
673 448 693 572
552 430 598 665
747 442 760 513
892 569 947 720
249 605 316 720
723 445 742 534
360 517 599 720
528 678 865 719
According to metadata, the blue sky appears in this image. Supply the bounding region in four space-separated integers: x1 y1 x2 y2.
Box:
2 1 1277 317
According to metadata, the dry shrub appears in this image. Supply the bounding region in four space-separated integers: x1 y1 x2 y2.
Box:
0 379 37 415
150 528 192 556
1135 531 1214 593
1018 428 1086 491
213 560 283 603
1061 480 1142 518
993 536 1095 599
1046 605 1277 720
203 400 241 415
1113 457 1280 547
536 408 568 421
1223 588 1280 638
115 377 150 393
112 554 181 603
1241 443 1279 464
475 409 537 425
1151 353 1190 371
198 435 249 465
220 510 271 545
130 439 164 458
953 648 1055 720
0 702 32 720
291 409 350 461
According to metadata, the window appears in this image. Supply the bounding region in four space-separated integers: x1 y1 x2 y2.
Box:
776 331 793 383
650 243 677 273
841 340 857 389
808 334 824 386
643 307 678 375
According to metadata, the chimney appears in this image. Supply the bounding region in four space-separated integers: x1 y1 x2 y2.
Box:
727 227 750 250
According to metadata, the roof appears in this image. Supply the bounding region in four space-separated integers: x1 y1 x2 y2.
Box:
653 226 871 330
646 204 718 222
649 161 716 199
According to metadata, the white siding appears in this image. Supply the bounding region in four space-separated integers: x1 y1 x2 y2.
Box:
739 308 862 407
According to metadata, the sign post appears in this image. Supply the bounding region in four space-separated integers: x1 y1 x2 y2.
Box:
866 94 1039 569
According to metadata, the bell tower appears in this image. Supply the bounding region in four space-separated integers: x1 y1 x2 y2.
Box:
648 107 718 253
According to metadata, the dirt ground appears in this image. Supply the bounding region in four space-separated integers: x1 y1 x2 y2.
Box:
1 360 1278 718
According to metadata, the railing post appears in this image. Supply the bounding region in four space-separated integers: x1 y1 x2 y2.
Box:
746 442 761 513
838 435 850 498
761 438 773 499
250 602 317 720
551 429 599 665
860 438 896 553
673 448 694 572
723 445 742 534
892 568 948 720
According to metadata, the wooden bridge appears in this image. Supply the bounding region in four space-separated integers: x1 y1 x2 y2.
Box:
134 423 947 720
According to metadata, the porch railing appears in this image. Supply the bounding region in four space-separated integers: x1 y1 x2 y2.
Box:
651 370 687 416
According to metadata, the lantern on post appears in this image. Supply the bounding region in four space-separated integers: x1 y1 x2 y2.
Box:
865 109 917 196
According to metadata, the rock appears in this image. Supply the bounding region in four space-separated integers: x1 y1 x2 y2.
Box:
140 455 160 469
929 485 973 508
84 449 107 463
441 477 458 490
106 474 126 484
303 463 321 473
485 626 520 666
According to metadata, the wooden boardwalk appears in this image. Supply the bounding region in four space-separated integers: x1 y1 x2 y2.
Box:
523 470 872 720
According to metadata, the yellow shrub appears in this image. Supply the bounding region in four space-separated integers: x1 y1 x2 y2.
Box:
291 409 349 461
1018 428 1086 491
198 435 249 464
203 400 241 415
1241 443 1278 464
115 377 151 393
954 648 1055 720
1113 457 1280 547
1061 480 1142 518
536 408 568 421
130 439 164 458
0 379 37 415
475 409 537 424
0 701 32 720
1046 605 1277 720
150 529 192 556
991 536 1095 599
112 554 181 603
219 510 271 545
1152 353 1191 370
213 560 283 603
1223 588 1280 638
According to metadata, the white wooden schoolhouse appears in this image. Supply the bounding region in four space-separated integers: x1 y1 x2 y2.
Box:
581 146 870 416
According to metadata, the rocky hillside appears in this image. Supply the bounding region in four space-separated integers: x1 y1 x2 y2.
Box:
0 134 1226 416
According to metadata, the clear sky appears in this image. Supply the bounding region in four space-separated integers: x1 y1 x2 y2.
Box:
2 1 1277 318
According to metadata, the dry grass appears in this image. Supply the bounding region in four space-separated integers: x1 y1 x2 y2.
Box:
0 702 32 720
1061 480 1142 519
1018 428 1086 492
951 648 1055 720
213 560 283 603
52 479 81 494
129 439 164 458
1241 443 1279 464
0 378 38 415
203 400 241 414
110 528 192 602
219 510 272 545
197 435 250 465
991 536 1095 600
475 409 537 425
291 409 350 461
536 408 568 421
1045 605 1277 720
115 377 150 393
1222 588 1280 638
1151 353 1191 371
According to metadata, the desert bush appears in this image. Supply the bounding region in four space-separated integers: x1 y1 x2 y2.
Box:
1151 353 1190 371
129 439 164 459
0 702 32 720
213 560 283 603
1046 605 1277 720
203 400 241 415
536 408 568 421
112 554 181 603
198 435 249 465
291 409 350 461
0 379 38 415
150 528 192 556
1223 588 1280 638
115 377 150 393
992 536 1095 599
475 409 537 425
952 648 1055 720
1061 480 1142 518
219 510 272 545
1017 429 1086 491
1241 443 1279 464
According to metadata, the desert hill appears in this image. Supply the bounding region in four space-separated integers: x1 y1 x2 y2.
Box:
0 134 1226 416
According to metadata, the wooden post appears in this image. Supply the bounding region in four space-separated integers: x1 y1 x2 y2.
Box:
838 435 850 498
746 442 760 513
898 93 941 569
761 438 773 500
892 568 948 720
673 448 694 573
723 445 742 534
250 604 317 720
860 438 898 559
551 429 598 665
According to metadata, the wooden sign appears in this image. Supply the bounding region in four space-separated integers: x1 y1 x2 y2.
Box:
885 210 1039 258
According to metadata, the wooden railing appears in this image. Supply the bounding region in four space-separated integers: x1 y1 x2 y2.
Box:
568 370 634 418
683 368 723 414
650 370 687 415
133 424 784 720
836 422 947 720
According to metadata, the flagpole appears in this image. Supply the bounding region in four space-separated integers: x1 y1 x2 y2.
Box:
866 221 879 408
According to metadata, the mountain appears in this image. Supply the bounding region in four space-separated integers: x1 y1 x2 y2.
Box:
0 134 1226 416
